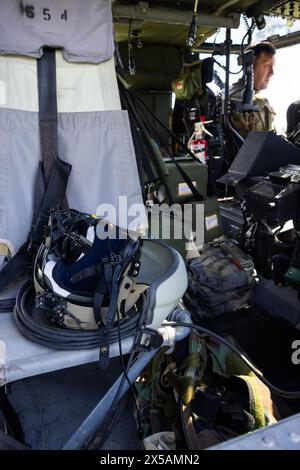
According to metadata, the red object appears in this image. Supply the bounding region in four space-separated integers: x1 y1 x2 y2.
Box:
190 138 208 164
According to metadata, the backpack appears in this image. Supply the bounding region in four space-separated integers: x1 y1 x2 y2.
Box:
187 236 256 318
172 62 203 101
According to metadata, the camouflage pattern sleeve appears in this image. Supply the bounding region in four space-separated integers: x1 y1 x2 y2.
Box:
229 86 275 137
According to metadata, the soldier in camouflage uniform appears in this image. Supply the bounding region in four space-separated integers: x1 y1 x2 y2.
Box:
229 41 276 138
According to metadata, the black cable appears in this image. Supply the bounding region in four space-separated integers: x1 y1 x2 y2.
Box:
213 57 243 76
164 321 300 399
240 18 256 58
87 293 148 449
116 302 143 440
13 282 139 350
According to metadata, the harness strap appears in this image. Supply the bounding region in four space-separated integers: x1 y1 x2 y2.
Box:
0 243 29 292
104 263 123 326
37 47 58 186
93 270 107 327
70 264 103 284
93 261 116 370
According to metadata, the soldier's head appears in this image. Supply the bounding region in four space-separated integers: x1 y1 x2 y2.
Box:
246 41 276 92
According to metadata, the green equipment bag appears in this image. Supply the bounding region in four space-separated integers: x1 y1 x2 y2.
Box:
135 331 279 450
172 62 203 101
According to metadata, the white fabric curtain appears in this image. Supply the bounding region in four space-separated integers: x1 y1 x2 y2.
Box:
0 52 121 112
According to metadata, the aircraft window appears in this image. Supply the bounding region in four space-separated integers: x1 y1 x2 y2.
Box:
253 16 300 41
254 17 300 134
208 16 300 45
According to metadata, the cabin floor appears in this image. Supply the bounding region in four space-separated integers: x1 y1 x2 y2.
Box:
2 358 142 450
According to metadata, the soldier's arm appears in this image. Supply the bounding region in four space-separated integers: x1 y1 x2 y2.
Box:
229 110 254 137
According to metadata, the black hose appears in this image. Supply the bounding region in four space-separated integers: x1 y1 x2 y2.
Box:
13 281 139 350
165 321 300 399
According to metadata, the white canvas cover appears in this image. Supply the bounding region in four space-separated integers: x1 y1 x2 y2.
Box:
0 0 114 63
0 53 121 112
0 56 147 269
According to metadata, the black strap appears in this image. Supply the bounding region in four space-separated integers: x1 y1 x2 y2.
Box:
93 270 107 327
30 157 71 246
70 264 103 284
0 243 29 292
37 47 58 186
98 330 110 370
94 261 121 370
32 47 58 223
104 263 122 326
94 266 111 370
32 46 71 230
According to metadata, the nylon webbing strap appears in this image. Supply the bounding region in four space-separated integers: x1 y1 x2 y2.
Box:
37 47 58 186
31 46 71 245
93 270 107 326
